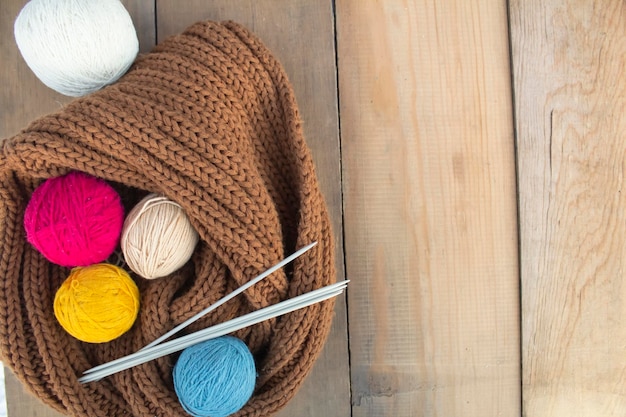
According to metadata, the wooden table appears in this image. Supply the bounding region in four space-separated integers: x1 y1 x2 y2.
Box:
1 1 624 416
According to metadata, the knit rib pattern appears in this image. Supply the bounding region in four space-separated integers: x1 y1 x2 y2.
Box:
0 21 335 417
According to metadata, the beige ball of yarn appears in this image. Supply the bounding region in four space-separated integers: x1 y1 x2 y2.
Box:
121 194 199 279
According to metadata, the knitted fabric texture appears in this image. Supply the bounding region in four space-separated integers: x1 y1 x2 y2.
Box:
0 21 335 417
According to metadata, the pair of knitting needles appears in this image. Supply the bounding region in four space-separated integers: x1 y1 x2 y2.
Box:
79 242 348 383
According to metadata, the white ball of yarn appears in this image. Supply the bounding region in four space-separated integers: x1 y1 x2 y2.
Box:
121 194 200 280
14 0 139 97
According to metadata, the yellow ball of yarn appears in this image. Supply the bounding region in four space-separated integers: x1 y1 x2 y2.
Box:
53 263 140 343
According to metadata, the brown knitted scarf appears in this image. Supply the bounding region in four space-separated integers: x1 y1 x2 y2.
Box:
0 21 335 417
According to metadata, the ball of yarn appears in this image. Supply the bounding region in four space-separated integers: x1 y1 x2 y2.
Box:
121 194 199 279
53 263 140 343
24 171 125 267
174 337 257 417
14 0 139 97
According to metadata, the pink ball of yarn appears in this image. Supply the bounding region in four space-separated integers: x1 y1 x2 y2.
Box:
24 171 124 267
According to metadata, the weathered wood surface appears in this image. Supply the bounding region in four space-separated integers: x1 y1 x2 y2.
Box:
336 1 521 416
510 1 626 415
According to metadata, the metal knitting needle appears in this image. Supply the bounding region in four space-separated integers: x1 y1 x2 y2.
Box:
80 284 347 383
141 241 318 351
79 280 348 383
149 282 348 354
83 279 346 376
79 289 343 383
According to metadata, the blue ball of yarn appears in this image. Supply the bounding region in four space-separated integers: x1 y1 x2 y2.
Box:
173 336 256 417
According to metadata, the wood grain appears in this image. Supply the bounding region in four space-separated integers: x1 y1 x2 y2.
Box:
155 2 350 416
1 1 156 416
336 1 521 416
510 1 626 415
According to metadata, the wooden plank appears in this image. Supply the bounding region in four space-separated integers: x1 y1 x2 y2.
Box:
122 0 156 54
510 1 626 415
155 1 350 416
0 1 155 416
336 1 521 416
